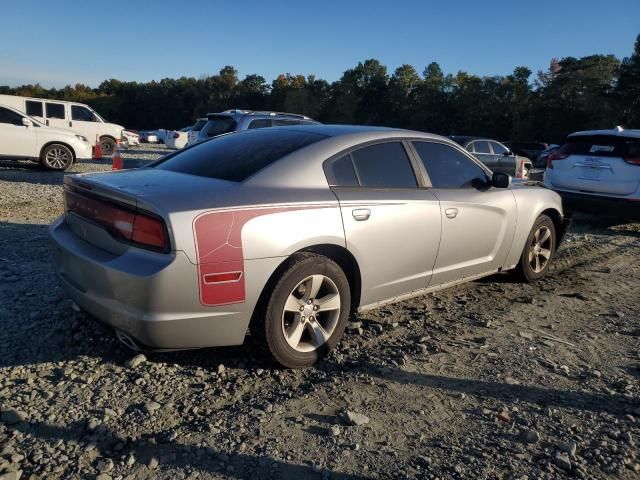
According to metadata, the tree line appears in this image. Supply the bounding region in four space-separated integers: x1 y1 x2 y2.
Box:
1 34 638 143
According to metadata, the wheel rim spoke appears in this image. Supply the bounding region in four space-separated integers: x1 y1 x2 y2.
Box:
307 321 330 347
534 255 541 272
315 293 340 312
539 228 551 243
286 315 306 348
305 275 324 300
284 294 304 312
539 248 551 260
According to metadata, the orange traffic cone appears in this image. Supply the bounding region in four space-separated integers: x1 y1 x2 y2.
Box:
112 140 123 170
93 135 103 160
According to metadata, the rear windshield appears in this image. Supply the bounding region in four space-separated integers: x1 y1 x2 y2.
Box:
154 128 327 182
203 116 236 138
191 119 207 132
561 135 640 158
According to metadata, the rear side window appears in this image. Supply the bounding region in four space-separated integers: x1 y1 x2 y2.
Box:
491 142 508 155
413 141 488 189
26 100 43 117
204 116 236 138
248 119 272 129
155 129 327 182
471 141 491 154
325 155 359 186
46 102 65 119
560 135 640 158
350 142 417 188
273 119 302 126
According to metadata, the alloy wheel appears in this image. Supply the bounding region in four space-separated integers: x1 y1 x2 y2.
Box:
44 147 71 169
281 275 341 353
528 226 552 273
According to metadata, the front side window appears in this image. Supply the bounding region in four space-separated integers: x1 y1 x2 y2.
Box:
155 128 327 182
46 103 65 119
26 100 43 117
491 142 509 155
0 107 25 126
248 119 272 129
471 141 491 154
71 105 97 122
413 141 488 189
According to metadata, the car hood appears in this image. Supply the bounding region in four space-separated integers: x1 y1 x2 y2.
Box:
35 125 83 139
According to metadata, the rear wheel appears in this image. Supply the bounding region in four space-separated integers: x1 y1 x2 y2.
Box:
41 144 74 171
262 254 350 368
516 214 556 282
100 137 116 156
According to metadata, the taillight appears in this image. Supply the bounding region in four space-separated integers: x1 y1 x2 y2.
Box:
173 132 180 138
132 214 168 250
65 189 169 252
623 156 640 165
547 151 568 169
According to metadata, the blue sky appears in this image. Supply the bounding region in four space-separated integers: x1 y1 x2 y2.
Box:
1 0 638 87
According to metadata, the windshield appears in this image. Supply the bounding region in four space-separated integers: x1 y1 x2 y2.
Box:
88 108 105 122
191 119 207 132
155 128 327 182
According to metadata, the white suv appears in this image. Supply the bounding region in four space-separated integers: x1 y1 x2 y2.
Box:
0 104 92 170
544 127 640 217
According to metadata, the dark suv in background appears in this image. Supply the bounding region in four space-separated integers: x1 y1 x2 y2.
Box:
449 136 532 179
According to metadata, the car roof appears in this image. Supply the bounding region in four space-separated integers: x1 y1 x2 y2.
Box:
448 135 496 145
206 109 315 121
568 127 640 139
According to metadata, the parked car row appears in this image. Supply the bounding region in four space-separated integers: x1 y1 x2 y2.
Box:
449 136 532 179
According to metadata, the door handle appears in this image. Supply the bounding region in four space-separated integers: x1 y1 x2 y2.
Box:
352 208 371 221
69 121 72 127
46 120 49 126
445 208 458 219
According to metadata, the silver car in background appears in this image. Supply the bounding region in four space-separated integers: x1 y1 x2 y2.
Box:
50 125 568 368
194 109 319 144
544 127 640 218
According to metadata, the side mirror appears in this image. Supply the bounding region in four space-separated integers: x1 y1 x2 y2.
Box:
503 150 513 156
22 117 33 127
492 172 511 188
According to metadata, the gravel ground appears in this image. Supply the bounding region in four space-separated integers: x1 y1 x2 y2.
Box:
1 145 639 480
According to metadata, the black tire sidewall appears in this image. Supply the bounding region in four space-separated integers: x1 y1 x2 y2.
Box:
264 255 351 368
42 144 73 171
519 215 556 282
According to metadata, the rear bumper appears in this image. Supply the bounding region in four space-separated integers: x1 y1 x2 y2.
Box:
556 191 640 219
49 216 251 349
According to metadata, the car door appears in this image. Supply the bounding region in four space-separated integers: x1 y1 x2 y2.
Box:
0 107 36 158
70 104 100 140
44 101 68 130
489 141 515 175
468 140 499 171
410 140 517 286
325 141 442 307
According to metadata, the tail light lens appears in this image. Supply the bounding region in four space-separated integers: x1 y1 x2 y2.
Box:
623 156 640 165
547 151 568 169
65 189 169 252
173 132 180 138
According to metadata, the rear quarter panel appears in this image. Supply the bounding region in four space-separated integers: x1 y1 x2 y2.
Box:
502 186 564 269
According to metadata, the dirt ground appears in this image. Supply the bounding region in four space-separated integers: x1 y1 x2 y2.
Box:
1 146 639 480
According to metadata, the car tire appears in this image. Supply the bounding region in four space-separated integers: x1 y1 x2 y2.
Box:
40 144 74 171
516 214 556 282
100 137 116 156
262 254 351 368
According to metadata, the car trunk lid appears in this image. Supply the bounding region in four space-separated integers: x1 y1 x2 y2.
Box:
549 135 640 195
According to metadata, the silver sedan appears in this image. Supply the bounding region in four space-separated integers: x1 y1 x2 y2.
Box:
50 125 569 367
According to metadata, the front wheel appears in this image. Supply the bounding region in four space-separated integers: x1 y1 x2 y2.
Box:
100 137 116 156
516 214 556 282
262 254 351 368
41 144 74 171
